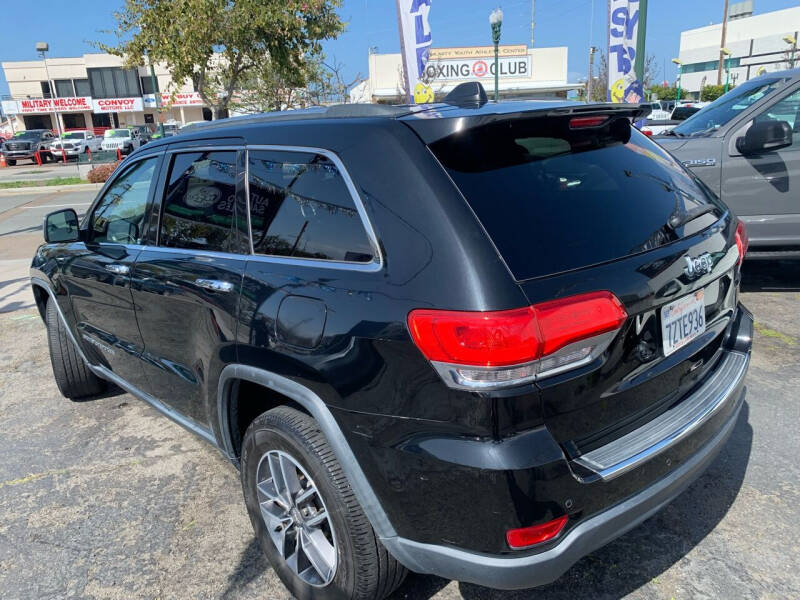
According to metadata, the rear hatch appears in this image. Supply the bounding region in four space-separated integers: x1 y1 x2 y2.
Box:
417 106 740 452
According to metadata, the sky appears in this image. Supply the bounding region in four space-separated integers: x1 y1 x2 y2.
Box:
1 0 799 100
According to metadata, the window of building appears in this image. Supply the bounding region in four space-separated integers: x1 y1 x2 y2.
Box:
159 151 238 252
74 79 90 96
681 58 741 74
248 150 374 263
140 75 160 95
54 79 75 98
90 158 158 244
87 67 142 99
40 81 51 98
62 114 87 129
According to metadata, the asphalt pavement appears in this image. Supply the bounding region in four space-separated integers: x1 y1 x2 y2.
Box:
0 188 798 599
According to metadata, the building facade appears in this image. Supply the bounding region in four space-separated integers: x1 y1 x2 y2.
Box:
355 45 581 103
1 53 209 134
677 5 800 99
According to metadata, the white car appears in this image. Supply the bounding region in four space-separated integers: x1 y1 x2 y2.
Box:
100 128 142 155
50 130 102 159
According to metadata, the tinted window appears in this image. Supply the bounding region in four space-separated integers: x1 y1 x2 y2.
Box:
429 117 722 280
757 88 800 142
248 150 373 262
160 151 237 252
74 79 90 96
54 79 74 98
90 158 157 244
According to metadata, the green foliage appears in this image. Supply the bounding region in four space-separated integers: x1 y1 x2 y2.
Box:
102 0 345 118
647 85 678 101
701 84 734 102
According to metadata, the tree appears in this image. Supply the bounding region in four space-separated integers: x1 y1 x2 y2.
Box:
589 52 608 102
647 84 678 101
701 84 733 102
102 0 345 119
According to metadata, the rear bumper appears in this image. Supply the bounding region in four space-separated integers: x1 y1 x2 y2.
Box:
381 307 752 589
383 369 746 589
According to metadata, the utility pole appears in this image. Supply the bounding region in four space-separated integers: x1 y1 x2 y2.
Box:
530 0 535 48
633 0 648 88
717 0 730 85
587 46 597 102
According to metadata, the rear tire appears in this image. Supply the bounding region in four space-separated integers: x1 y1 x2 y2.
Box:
241 406 407 600
45 299 106 399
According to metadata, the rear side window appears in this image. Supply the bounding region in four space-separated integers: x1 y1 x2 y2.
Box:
159 151 237 252
429 117 721 280
248 149 373 263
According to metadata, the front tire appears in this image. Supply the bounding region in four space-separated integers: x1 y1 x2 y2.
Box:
241 406 407 600
7 159 16 166
45 300 106 399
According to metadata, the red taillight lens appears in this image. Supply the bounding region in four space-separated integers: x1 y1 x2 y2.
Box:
506 515 569 549
569 115 609 129
641 128 654 136
407 306 540 367
407 292 627 388
735 221 748 266
534 291 628 357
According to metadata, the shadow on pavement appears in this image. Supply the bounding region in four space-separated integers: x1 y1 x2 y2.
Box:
390 401 753 600
221 537 272 599
741 260 800 292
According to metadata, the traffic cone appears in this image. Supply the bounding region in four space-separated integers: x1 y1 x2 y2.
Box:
0 154 6 168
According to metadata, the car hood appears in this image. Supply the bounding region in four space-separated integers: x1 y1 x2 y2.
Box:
652 137 690 152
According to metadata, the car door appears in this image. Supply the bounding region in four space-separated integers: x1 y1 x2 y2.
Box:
721 84 800 245
131 145 248 427
64 153 163 388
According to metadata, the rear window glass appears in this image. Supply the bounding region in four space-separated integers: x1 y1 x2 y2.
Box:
430 117 721 280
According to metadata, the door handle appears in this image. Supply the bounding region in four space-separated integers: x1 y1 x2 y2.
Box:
195 278 234 293
105 264 130 275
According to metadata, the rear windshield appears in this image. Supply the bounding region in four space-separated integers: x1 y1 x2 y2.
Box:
429 116 722 280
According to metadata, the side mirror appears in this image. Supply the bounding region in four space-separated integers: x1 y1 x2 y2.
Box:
736 120 793 155
43 208 80 243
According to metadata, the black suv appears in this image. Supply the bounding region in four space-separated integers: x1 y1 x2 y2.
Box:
32 83 752 599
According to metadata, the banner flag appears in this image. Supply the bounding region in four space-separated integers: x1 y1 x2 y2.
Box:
396 0 433 103
607 0 644 103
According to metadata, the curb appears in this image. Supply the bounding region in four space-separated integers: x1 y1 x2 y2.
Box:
0 183 103 196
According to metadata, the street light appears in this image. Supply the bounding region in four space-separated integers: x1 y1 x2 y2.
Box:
721 47 732 94
36 42 64 144
671 58 682 102
783 35 797 68
489 8 503 103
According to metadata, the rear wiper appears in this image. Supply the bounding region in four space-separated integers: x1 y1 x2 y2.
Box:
667 204 717 230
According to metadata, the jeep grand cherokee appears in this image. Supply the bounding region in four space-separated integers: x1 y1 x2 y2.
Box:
32 83 752 599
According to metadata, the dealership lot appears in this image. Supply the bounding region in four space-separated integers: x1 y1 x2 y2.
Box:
0 191 798 599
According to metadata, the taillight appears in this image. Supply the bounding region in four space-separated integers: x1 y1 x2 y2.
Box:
735 221 748 266
506 515 568 549
407 291 627 390
641 128 654 136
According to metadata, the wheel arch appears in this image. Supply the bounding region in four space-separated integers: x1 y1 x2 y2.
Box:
216 364 397 540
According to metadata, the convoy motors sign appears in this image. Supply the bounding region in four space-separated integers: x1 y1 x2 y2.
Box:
92 97 144 113
424 56 531 81
12 97 93 114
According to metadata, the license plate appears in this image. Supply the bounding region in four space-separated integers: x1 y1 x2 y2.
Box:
660 289 706 357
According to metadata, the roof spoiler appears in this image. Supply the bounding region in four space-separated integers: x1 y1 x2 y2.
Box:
544 102 651 122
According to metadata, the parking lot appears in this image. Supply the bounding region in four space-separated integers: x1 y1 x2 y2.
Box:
0 190 799 599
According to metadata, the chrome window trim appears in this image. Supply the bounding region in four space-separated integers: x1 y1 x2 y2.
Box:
245 144 383 273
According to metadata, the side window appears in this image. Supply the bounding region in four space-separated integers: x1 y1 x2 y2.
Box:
757 88 800 144
159 151 237 252
90 157 158 244
248 150 374 263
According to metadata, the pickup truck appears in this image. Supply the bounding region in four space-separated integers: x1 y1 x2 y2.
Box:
657 67 800 259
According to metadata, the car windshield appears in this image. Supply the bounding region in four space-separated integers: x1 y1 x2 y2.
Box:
673 78 787 137
104 129 130 138
13 131 42 140
62 132 86 139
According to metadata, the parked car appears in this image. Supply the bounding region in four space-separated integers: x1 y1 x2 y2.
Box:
641 105 702 136
657 67 800 259
0 129 55 165
131 125 153 145
100 128 142 154
49 130 102 159
150 123 180 140
32 82 752 599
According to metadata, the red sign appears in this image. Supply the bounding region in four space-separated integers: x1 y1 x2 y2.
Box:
92 97 144 113
472 60 488 77
17 97 93 113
